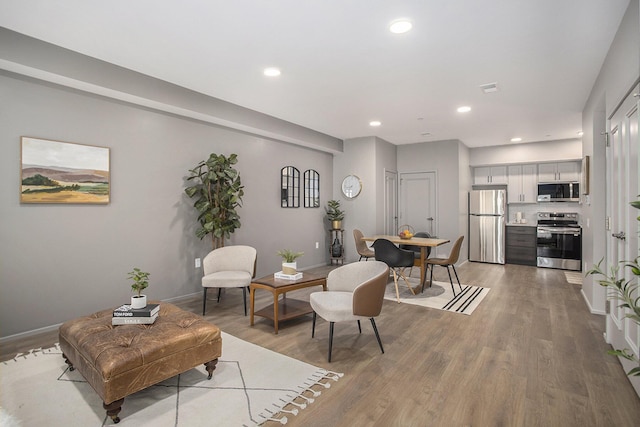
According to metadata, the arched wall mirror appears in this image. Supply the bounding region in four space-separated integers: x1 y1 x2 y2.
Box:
304 169 320 208
281 166 300 208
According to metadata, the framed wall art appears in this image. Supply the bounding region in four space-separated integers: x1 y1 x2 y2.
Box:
20 137 111 204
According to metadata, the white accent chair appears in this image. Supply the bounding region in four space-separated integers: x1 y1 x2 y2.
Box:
202 245 257 315
310 261 389 362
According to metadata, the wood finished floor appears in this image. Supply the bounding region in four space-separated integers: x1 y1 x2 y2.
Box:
2 262 640 426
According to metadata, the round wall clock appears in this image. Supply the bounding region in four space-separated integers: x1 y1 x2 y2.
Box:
341 174 362 199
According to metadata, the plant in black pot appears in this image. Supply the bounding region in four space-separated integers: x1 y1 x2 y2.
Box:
128 267 150 309
325 199 345 230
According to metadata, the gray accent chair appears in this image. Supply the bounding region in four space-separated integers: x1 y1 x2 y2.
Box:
310 261 389 362
202 245 257 315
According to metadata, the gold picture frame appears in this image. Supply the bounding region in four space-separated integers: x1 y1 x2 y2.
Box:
20 137 110 204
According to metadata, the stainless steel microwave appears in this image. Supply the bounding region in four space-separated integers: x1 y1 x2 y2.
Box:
537 182 580 202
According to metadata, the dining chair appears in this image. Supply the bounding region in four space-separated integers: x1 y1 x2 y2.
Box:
202 245 257 315
353 229 375 261
371 238 416 302
423 236 464 296
399 231 432 276
310 260 389 362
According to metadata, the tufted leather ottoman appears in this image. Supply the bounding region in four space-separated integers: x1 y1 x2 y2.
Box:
58 302 222 424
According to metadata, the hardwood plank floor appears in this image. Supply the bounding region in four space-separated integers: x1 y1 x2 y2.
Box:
2 262 639 426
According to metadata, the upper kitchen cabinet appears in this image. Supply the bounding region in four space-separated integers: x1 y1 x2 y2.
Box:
538 162 580 182
507 164 537 203
473 166 508 185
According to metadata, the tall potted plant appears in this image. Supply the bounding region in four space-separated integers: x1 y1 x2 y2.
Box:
325 199 345 230
185 153 244 249
587 198 640 377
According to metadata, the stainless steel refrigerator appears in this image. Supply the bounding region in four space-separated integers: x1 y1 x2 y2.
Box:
469 189 506 264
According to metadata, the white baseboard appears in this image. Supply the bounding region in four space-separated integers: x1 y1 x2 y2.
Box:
581 288 606 315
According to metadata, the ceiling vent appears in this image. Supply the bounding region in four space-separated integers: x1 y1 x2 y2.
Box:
480 82 498 93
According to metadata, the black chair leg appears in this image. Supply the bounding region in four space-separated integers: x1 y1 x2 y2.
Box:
357 319 362 333
202 288 208 315
370 318 384 354
451 265 463 294
217 288 222 302
312 312 317 337
446 266 457 296
242 286 247 316
328 322 335 362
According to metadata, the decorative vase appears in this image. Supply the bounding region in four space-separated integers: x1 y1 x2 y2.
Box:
331 220 342 230
331 237 342 257
131 295 147 309
282 262 297 275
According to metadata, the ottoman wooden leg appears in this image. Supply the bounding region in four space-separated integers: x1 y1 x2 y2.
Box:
204 358 219 380
62 353 75 371
103 398 124 424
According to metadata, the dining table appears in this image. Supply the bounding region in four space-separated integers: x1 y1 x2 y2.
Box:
361 234 450 289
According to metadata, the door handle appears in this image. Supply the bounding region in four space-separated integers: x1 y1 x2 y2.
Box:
612 231 626 240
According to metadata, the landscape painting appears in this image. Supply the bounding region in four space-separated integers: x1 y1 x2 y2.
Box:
21 137 110 204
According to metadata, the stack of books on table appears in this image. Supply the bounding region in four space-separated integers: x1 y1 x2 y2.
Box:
274 271 303 280
112 303 160 325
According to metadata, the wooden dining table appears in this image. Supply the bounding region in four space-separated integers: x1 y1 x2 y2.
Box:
361 235 450 289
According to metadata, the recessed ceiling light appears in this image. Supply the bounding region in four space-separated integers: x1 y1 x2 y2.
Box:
510 137 522 142
263 67 281 77
577 131 584 136
369 121 382 127
457 106 471 113
389 19 412 34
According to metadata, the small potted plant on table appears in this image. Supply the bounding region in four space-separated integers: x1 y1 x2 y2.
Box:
277 249 304 275
128 267 150 309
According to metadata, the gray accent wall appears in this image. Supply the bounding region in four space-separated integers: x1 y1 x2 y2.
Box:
0 71 333 338
581 0 639 314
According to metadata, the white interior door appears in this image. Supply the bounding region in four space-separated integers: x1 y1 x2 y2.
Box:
606 86 639 394
399 172 437 237
384 170 398 235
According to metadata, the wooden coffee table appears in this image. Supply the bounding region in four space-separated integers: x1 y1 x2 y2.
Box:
250 271 327 334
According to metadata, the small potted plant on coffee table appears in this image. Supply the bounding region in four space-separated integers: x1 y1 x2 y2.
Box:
128 267 150 309
277 249 304 275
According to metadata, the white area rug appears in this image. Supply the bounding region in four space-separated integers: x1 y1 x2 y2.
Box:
384 277 490 315
0 332 342 426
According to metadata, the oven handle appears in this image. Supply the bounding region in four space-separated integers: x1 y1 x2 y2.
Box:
537 226 581 235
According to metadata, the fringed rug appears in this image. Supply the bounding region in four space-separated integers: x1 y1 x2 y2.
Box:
384 277 490 315
564 271 583 285
0 332 342 426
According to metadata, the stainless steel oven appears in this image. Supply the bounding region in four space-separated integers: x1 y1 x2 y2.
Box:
536 212 582 271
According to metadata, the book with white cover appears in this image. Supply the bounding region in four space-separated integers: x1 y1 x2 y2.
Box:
274 271 303 280
112 314 158 325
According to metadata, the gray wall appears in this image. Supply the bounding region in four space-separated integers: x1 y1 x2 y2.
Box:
581 0 640 313
0 72 333 337
397 140 468 260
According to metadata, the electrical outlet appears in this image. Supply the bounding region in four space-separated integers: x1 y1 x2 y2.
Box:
315 242 319 249
195 258 201 268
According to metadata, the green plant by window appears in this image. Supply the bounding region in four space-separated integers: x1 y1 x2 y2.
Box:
586 198 640 377
277 249 304 263
185 153 244 249
128 267 150 297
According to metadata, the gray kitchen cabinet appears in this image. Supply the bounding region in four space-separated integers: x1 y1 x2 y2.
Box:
505 225 537 266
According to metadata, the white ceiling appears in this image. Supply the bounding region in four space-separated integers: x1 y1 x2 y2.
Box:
0 0 631 148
